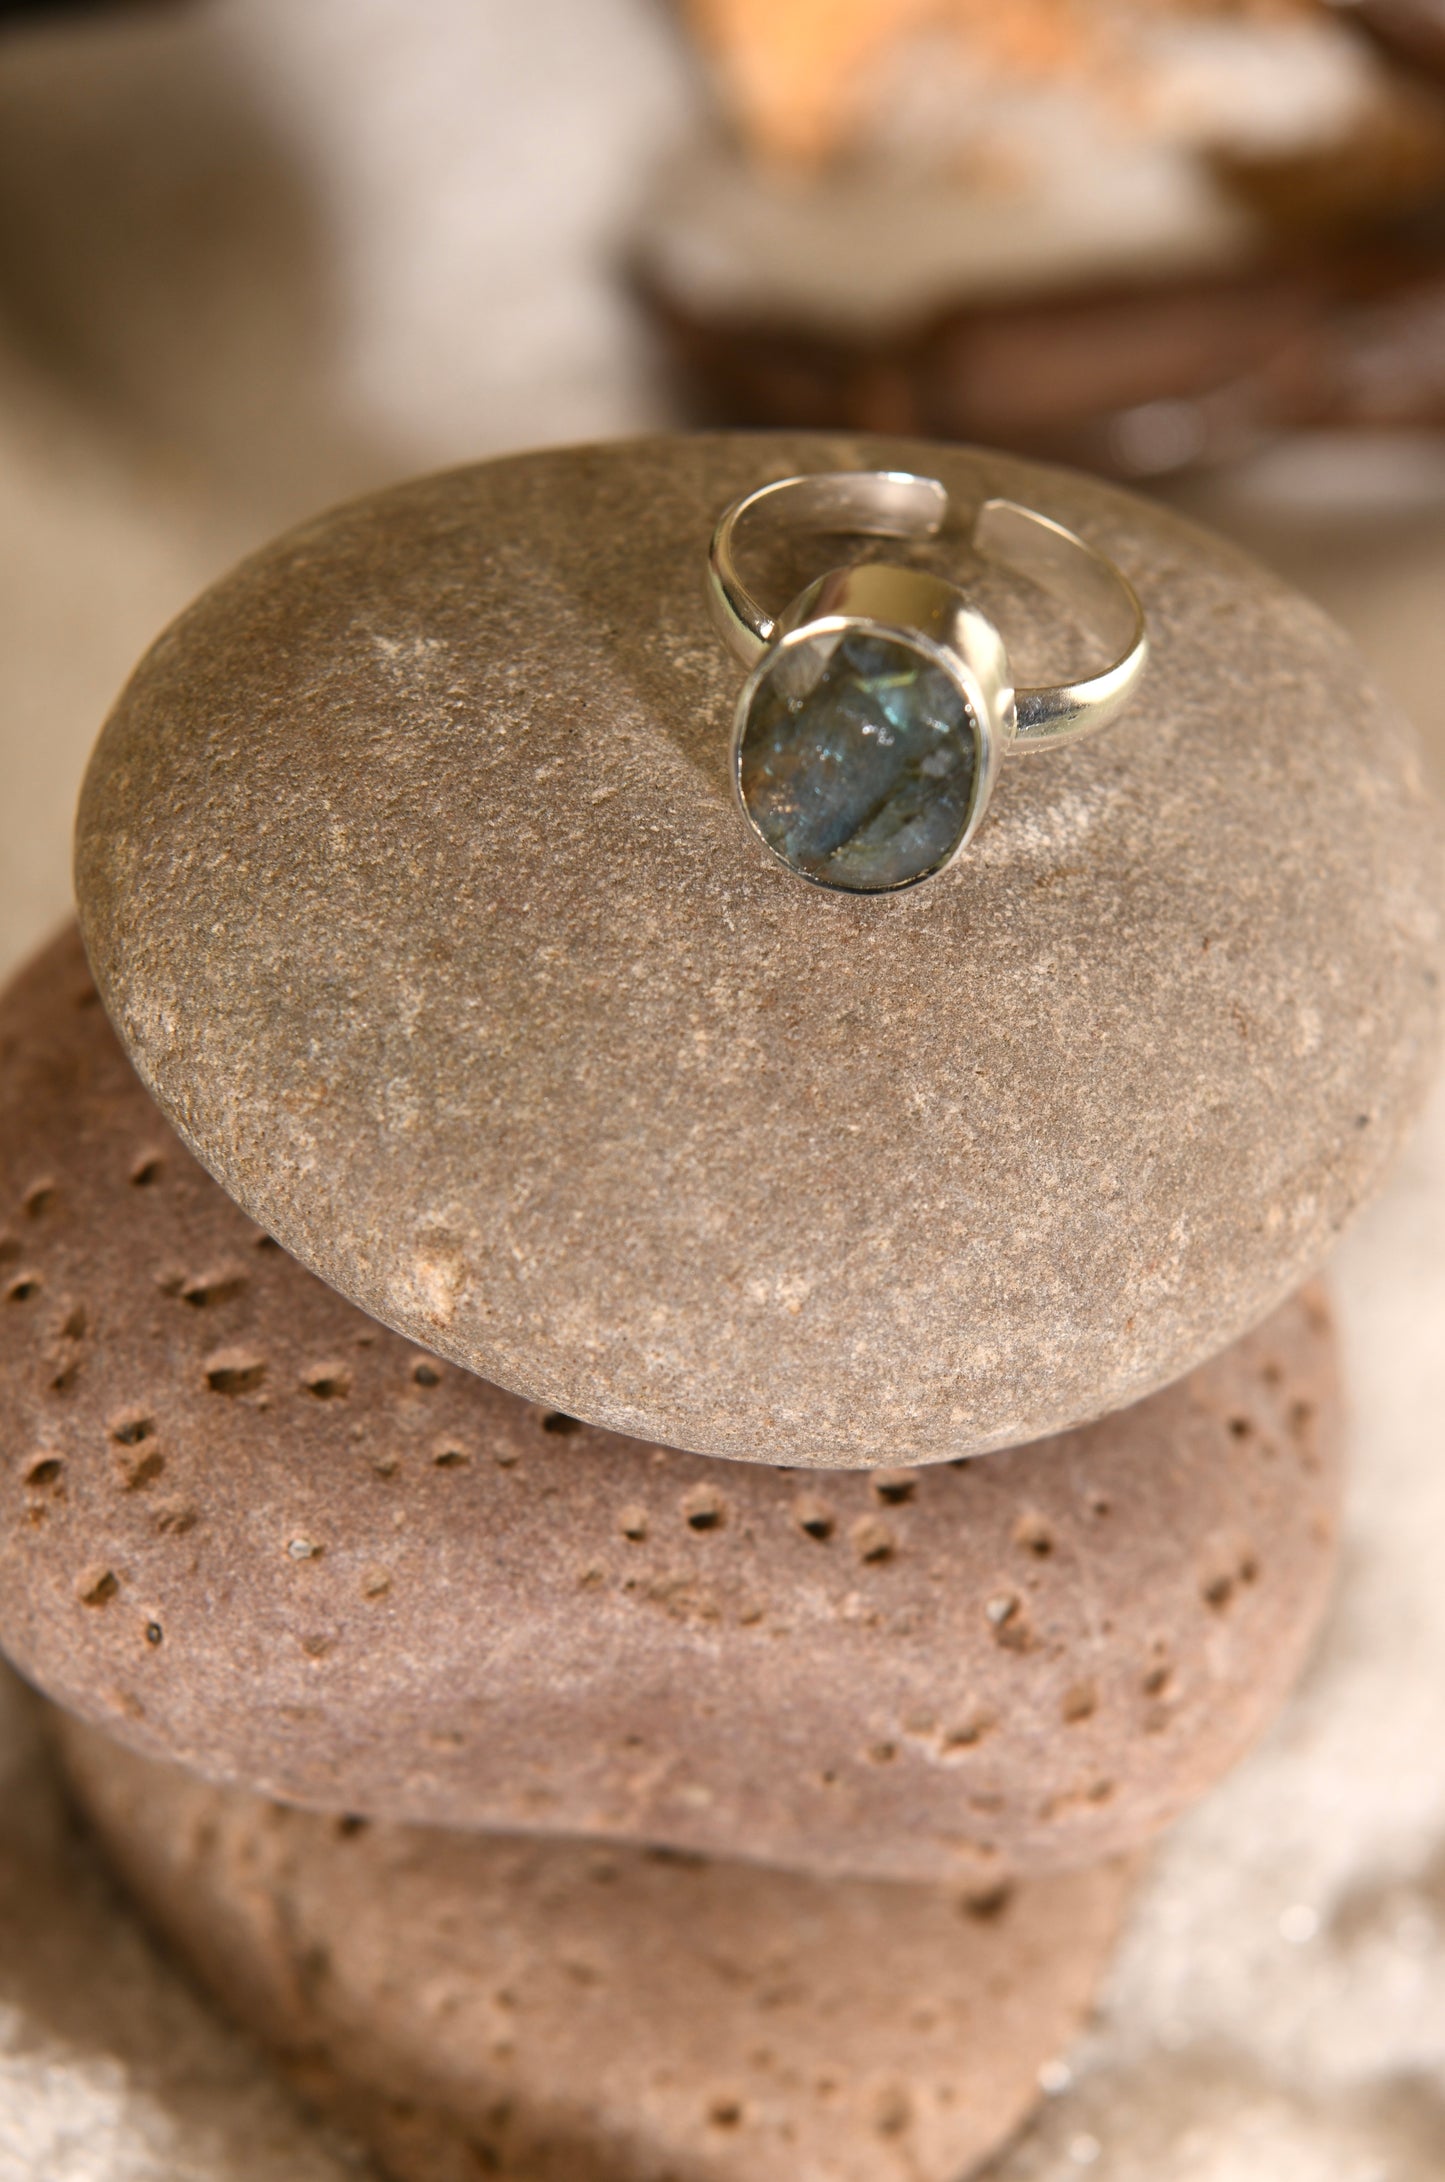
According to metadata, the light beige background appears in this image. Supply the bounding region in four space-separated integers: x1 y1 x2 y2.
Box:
1 5 1444 2178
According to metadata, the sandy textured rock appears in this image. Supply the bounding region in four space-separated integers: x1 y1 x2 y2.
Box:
0 1669 367 2182
56 1713 1135 2182
72 433 1440 1466
1 929 1342 1882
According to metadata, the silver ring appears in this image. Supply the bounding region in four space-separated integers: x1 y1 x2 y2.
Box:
707 470 1148 895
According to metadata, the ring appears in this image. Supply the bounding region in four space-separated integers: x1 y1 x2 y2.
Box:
707 471 1148 895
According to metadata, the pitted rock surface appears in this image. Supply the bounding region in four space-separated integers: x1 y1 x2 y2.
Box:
71 434 1441 1465
1 930 1342 1880
57 1713 1135 2182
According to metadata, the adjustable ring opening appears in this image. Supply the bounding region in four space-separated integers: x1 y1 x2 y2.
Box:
708 470 1147 751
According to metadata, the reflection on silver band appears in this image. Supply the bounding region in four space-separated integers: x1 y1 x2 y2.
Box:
709 470 1148 749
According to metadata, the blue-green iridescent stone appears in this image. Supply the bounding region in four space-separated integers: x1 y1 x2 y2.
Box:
738 628 978 892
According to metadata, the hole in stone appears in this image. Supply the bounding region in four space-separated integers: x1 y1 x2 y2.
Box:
109 1412 155 1447
872 2086 912 2137
119 1449 165 1492
683 1486 725 1532
617 1506 649 1542
792 1495 835 1542
1086 1491 1111 1518
1061 1682 1097 1724
433 1446 468 1469
129 1154 163 1187
542 1411 581 1435
303 1364 351 1400
1014 1511 1055 1557
154 1500 197 1536
851 1515 895 1564
871 1471 918 1506
413 1361 441 1387
78 1567 119 1607
961 1881 1013 1921
335 1814 368 1839
22 1180 56 1218
1141 1662 1174 1698
986 1593 1032 1650
205 1352 266 1396
180 1268 247 1308
1202 1572 1235 1611
1227 1415 1252 1440
6 1274 41 1303
708 2098 743 2130
940 1711 994 1755
23 1453 63 1489
145 1622 163 1646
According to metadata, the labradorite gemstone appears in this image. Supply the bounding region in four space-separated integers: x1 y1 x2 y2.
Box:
738 629 979 891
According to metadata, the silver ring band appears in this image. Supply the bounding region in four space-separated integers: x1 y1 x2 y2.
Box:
707 470 1149 893
709 471 1148 749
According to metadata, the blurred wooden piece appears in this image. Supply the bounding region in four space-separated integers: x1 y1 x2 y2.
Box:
680 0 1336 165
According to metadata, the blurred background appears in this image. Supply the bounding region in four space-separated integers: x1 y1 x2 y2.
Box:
2 4 1445 2178
6 0 1445 988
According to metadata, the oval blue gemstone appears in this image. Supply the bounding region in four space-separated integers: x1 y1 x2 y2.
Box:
738 628 979 892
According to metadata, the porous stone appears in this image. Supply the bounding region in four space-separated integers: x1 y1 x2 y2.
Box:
72 433 1441 1465
0 930 1342 1881
56 1712 1136 2182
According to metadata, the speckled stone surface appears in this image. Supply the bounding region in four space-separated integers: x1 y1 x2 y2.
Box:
1 929 1342 1881
72 434 1440 1465
57 1713 1135 2182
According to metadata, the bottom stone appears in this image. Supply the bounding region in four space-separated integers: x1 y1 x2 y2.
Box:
58 1713 1134 2182
0 930 1345 1884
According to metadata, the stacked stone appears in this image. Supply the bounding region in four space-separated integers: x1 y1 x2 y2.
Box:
1 435 1438 2182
